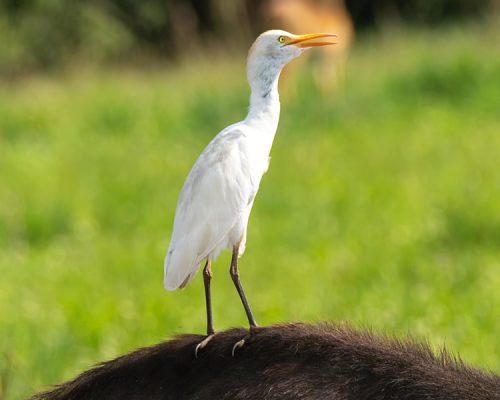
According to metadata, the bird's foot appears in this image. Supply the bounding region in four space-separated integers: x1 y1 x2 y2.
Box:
231 325 258 357
195 333 216 358
231 338 246 357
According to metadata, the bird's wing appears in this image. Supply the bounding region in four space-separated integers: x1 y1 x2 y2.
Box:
164 126 257 290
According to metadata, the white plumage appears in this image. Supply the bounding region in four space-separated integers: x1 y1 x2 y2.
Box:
163 30 336 343
164 122 268 290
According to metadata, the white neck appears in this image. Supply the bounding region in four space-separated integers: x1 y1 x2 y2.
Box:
244 59 283 136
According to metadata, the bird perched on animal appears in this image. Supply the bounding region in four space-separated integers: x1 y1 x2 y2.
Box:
164 30 337 354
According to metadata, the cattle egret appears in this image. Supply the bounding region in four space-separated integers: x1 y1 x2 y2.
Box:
164 30 337 354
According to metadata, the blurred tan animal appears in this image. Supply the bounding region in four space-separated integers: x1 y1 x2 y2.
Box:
261 0 354 97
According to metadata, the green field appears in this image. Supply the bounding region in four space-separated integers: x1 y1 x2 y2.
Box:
1 21 500 399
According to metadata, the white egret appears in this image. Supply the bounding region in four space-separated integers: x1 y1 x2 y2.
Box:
164 30 337 354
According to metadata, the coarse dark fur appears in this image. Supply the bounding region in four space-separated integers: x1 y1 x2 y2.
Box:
31 323 500 400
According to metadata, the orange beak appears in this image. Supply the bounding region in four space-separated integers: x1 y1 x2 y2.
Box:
288 33 338 47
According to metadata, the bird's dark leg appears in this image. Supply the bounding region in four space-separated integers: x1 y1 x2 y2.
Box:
230 245 257 356
230 245 257 327
203 259 214 335
195 259 215 358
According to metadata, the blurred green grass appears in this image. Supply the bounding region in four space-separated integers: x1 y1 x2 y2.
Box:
1 21 500 399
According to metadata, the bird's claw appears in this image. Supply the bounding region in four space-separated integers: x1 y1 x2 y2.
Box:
195 334 215 358
232 325 259 357
231 338 246 357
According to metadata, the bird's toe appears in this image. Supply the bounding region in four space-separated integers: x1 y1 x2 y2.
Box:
231 338 246 357
195 334 215 358
231 325 259 357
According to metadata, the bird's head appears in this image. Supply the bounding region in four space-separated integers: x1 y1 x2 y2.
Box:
247 30 337 95
248 30 337 66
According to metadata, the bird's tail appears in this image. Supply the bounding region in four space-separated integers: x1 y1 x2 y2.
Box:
164 243 200 291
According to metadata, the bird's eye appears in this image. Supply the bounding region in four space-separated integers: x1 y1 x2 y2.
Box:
278 36 286 44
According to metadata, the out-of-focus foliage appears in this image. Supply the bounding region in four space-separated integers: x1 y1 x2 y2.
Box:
349 0 494 27
0 0 133 74
0 0 495 74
